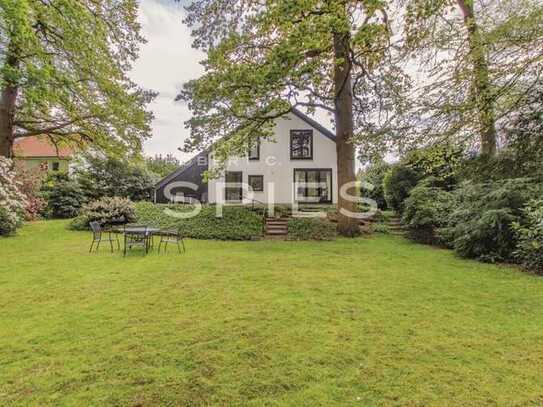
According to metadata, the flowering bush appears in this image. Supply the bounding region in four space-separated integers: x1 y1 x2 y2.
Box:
0 157 26 235
14 162 47 220
69 196 136 230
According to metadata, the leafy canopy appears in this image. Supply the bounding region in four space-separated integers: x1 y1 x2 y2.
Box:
0 0 155 156
179 0 409 171
397 0 543 151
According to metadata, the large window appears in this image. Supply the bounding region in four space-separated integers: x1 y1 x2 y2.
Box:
294 169 332 203
290 130 313 160
248 175 264 192
248 139 260 160
225 171 243 202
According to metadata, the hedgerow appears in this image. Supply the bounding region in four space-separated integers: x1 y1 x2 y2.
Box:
287 217 337 241
134 202 263 240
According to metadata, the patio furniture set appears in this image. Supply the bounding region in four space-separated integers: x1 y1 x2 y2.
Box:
89 222 185 255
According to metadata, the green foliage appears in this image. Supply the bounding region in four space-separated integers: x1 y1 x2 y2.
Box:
287 217 337 241
383 164 419 213
441 179 542 263
76 155 155 201
179 1 408 167
401 0 543 157
70 197 136 230
360 160 391 210
402 145 464 189
0 0 154 157
513 200 543 274
41 173 86 219
402 180 453 244
0 206 20 236
134 202 263 240
145 154 180 178
371 222 390 234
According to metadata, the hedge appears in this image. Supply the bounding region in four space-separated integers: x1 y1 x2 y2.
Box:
134 202 264 240
287 217 337 241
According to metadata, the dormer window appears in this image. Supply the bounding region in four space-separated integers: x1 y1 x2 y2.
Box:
248 139 260 160
290 130 313 160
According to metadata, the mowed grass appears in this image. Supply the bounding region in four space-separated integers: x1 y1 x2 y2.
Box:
1 221 543 406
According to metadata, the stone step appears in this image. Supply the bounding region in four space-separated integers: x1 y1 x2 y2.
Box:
266 219 288 224
266 225 288 230
291 213 326 218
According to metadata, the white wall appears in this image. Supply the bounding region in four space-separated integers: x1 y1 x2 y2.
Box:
208 112 337 204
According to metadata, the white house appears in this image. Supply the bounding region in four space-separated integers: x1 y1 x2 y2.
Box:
154 109 337 205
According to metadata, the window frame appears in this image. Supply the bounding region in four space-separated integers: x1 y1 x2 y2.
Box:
290 130 313 160
293 168 333 204
248 175 264 192
224 171 243 202
248 139 260 161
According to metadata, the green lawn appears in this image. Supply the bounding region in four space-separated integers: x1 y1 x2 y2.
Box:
1 221 543 405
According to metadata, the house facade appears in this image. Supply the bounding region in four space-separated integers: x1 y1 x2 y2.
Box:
13 136 74 173
154 109 337 205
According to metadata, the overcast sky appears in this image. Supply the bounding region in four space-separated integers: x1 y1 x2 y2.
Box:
130 0 202 162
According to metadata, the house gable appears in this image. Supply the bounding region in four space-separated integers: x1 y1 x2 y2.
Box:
156 109 337 205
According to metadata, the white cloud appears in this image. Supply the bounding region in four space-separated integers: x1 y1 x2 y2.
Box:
130 0 203 162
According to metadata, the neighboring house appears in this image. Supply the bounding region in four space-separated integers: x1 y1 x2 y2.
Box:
13 136 74 173
154 109 337 205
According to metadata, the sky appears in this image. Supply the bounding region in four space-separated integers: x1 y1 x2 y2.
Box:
130 0 203 162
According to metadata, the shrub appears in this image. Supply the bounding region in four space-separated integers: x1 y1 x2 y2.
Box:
402 180 454 244
360 160 391 210
70 197 136 230
14 162 47 220
76 155 155 201
383 164 419 213
41 173 86 218
0 157 26 236
513 200 543 274
0 207 20 236
134 202 263 240
442 178 542 263
403 145 464 189
287 217 337 241
372 223 389 234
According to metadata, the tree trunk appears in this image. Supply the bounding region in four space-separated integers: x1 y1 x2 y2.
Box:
457 0 497 157
0 47 19 158
333 30 360 237
0 85 17 158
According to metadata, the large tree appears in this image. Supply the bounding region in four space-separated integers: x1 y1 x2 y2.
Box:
0 0 155 158
179 0 407 236
400 0 543 157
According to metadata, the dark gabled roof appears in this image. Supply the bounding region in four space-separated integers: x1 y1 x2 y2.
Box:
291 108 336 141
154 150 208 189
155 109 335 189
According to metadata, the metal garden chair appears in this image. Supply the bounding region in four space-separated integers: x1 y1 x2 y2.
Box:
89 221 120 253
157 229 186 254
